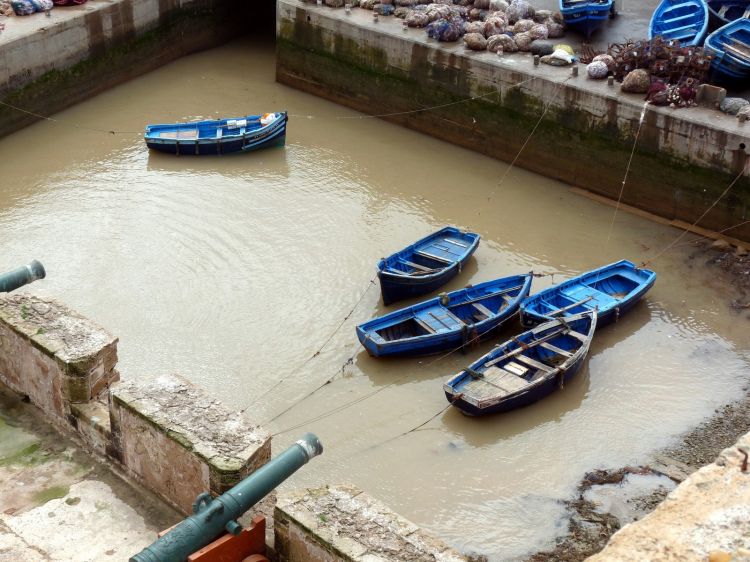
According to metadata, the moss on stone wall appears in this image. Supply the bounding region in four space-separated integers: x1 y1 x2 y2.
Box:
0 1 245 138
277 19 750 241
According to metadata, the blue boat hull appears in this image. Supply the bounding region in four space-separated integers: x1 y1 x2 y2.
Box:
707 0 750 29
357 274 533 357
560 0 613 38
704 18 750 83
445 354 587 416
444 312 596 416
144 112 288 155
377 226 481 305
519 260 656 329
649 0 709 46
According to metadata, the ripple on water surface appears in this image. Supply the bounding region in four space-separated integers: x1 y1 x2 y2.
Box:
0 39 748 562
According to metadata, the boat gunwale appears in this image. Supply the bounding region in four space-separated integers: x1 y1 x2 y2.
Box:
443 311 597 410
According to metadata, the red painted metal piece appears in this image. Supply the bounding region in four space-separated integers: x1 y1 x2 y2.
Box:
188 516 266 562
159 515 267 562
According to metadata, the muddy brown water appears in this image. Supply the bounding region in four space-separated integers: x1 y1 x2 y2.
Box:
0 38 749 561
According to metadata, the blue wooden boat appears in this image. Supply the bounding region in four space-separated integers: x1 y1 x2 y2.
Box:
649 0 709 46
444 311 597 416
559 0 614 38
144 112 288 155
519 259 656 328
377 227 480 305
357 274 533 357
704 18 750 82
707 0 750 29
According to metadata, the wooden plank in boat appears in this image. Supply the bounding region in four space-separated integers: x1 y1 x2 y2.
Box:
444 238 468 248
472 302 494 318
414 250 452 264
464 366 528 399
567 330 588 343
415 318 437 334
401 260 434 273
443 309 465 326
514 354 554 372
546 296 593 316
504 361 528 377
159 130 199 140
539 342 573 358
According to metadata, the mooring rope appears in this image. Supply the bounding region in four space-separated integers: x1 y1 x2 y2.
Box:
484 77 571 208
243 274 377 414
269 294 556 436
605 101 649 246
0 100 143 135
640 164 748 269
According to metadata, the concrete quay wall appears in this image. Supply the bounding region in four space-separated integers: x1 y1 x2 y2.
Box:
0 0 251 138
276 0 750 242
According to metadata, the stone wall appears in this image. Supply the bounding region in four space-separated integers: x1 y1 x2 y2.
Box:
0 0 253 138
0 294 118 424
110 374 271 514
276 0 750 242
0 293 270 516
587 432 750 561
275 484 467 562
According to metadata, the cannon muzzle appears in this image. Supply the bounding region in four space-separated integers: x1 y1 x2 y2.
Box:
0 260 46 293
130 433 323 562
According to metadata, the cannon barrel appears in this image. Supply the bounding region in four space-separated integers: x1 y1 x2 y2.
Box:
130 433 323 562
0 260 46 293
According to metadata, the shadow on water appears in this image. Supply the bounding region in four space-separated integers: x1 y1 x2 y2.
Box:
145 142 291 180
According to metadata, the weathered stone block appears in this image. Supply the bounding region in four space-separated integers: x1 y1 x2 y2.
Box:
69 400 112 456
109 374 270 514
0 294 119 421
275 484 467 562
587 431 750 561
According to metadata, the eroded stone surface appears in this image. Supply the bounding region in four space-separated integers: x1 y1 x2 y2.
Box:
587 432 750 562
0 294 118 418
275 484 467 562
1 480 159 562
111 374 270 513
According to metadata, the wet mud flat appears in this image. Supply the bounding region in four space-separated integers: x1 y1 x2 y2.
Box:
526 242 750 562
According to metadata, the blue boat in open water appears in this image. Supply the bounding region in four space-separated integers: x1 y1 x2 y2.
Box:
377 227 480 305
144 112 288 155
444 311 596 416
519 259 656 328
357 274 533 357
559 0 614 38
707 0 750 29
704 18 750 82
649 0 709 46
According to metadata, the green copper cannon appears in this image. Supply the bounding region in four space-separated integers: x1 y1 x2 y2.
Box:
130 433 323 562
0 260 46 293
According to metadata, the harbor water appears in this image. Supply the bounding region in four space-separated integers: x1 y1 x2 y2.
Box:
0 38 748 560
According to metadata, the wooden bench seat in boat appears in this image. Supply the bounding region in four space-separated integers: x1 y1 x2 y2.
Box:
539 342 573 358
158 129 199 140
472 302 494 320
514 354 554 372
401 260 434 273
443 238 468 248
463 366 529 399
414 249 453 264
